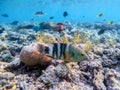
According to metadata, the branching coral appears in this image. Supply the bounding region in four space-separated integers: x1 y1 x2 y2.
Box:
72 32 88 44
80 33 89 43
72 32 81 44
36 32 56 44
84 42 94 53
36 31 89 45
59 35 69 44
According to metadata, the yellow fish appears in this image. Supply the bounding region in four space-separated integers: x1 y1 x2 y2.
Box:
103 19 107 22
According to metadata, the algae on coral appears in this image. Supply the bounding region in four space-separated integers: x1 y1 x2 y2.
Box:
72 32 88 44
36 32 56 44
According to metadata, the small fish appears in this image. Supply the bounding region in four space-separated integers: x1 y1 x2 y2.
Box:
109 21 114 26
63 11 68 17
82 16 85 18
56 23 65 33
1 14 8 17
30 18 34 21
32 26 40 32
34 11 45 16
17 24 34 30
103 19 107 22
11 20 19 25
49 16 54 19
97 13 103 17
22 25 34 29
98 29 105 35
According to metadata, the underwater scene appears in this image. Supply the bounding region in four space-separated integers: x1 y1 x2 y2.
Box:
1 0 120 90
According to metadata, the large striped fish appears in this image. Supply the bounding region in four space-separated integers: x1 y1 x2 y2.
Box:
43 43 88 62
9 43 88 68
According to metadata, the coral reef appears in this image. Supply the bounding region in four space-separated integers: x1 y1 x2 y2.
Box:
59 34 69 43
36 32 56 44
1 22 120 90
39 22 54 29
55 64 69 79
72 31 88 44
84 42 94 53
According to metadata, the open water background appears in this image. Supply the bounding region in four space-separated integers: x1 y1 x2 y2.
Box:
0 0 120 24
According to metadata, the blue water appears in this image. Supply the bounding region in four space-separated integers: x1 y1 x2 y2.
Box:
0 0 120 24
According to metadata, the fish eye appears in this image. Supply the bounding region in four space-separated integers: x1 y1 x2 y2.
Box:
81 54 84 56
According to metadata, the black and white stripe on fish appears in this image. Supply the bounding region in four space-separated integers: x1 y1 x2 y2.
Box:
48 43 69 59
43 43 88 62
